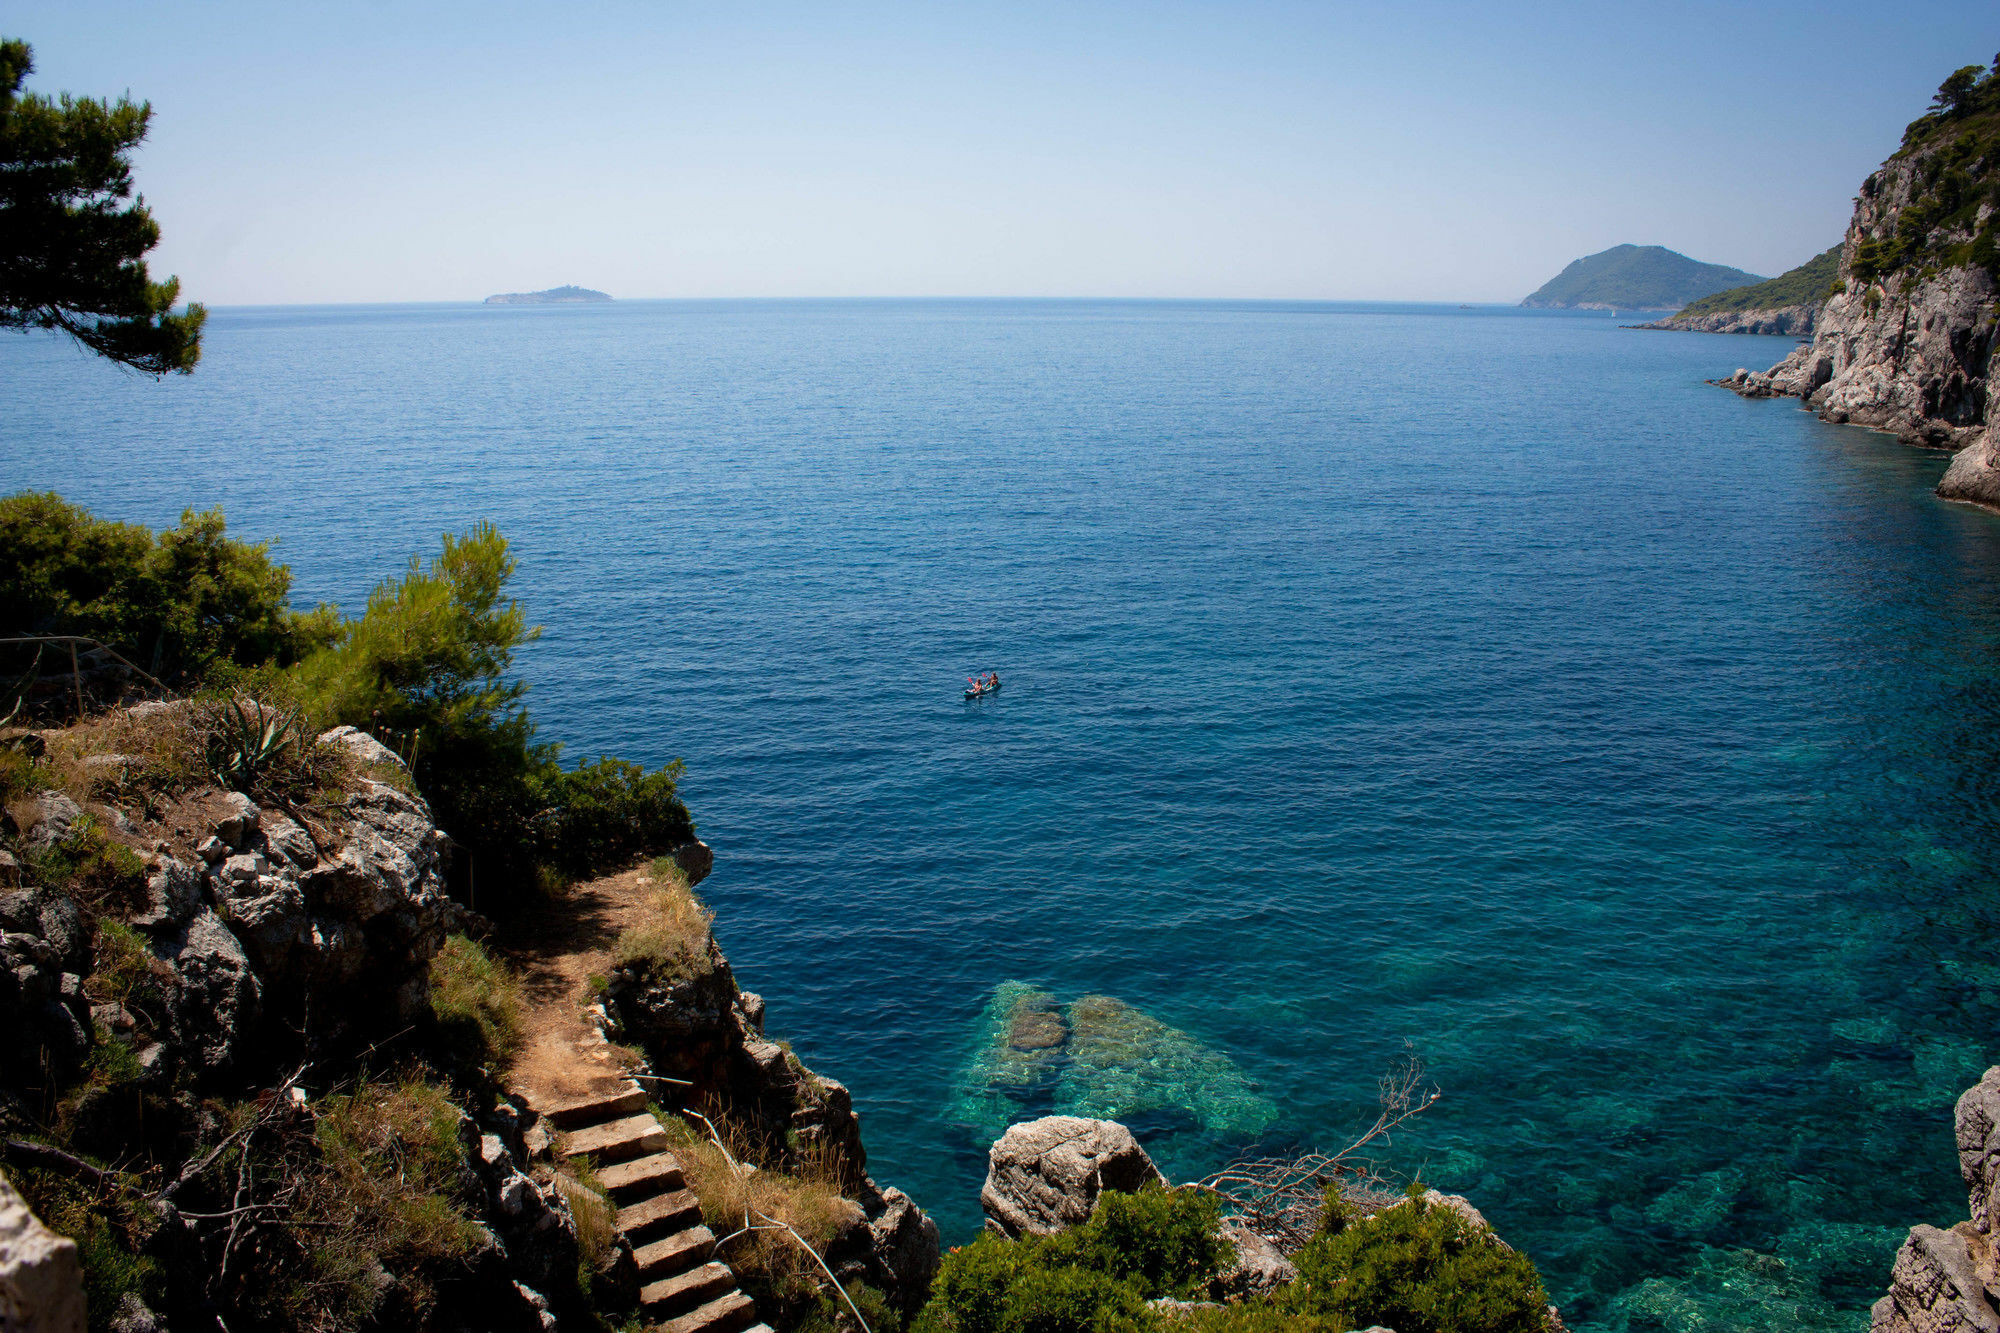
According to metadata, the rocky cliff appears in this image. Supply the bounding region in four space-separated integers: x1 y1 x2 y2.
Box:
0 699 940 1331
1873 1067 2000 1333
1721 64 2000 505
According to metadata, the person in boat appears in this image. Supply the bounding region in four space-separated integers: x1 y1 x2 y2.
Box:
988 671 1000 689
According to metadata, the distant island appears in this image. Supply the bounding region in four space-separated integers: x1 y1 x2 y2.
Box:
483 285 611 305
1521 245 1764 311
1634 245 1843 335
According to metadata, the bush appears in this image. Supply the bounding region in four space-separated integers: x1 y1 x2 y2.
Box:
537 756 695 879
0 492 320 689
1041 1187 1227 1300
915 1188 1231 1333
429 933 525 1067
286 520 693 901
1287 1188 1550 1333
12 1162 165 1333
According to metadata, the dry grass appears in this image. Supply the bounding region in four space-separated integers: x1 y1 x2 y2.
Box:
429 933 527 1068
290 1076 484 1330
610 859 716 981
661 1112 862 1314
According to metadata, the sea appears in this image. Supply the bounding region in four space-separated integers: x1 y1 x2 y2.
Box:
6 298 2000 1332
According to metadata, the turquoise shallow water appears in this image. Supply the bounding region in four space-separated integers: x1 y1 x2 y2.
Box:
7 299 2000 1330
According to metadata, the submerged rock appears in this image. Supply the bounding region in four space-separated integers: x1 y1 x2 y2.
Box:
949 982 1275 1141
949 981 1068 1133
1057 994 1276 1137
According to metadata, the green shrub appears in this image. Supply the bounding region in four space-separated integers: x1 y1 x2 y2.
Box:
1288 1188 1549 1333
287 521 693 901
0 492 321 689
4 494 696 904
1001 1267 1144 1333
916 1188 1231 1333
11 1160 164 1333
1042 1187 1228 1299
536 755 694 878
429 933 525 1067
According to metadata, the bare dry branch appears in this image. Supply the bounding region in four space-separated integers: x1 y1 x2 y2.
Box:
1194 1046 1440 1253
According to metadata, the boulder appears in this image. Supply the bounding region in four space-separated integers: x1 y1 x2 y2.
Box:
318 725 407 773
867 1186 942 1311
980 1116 1168 1238
670 840 714 888
131 858 203 934
1872 1224 1999 1333
211 792 260 848
153 908 259 1071
0 1168 86 1333
1211 1221 1298 1300
19 792 83 854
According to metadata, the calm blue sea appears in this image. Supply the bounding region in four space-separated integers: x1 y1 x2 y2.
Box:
6 299 1999 1331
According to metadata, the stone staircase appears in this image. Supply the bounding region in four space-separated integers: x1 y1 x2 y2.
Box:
533 1082 769 1333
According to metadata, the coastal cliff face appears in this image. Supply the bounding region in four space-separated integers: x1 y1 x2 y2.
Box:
1724 81 2000 506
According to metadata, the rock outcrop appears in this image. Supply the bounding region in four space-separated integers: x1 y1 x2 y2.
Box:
1718 92 1999 506
980 1116 1169 1238
1872 1066 2000 1333
0 1169 84 1332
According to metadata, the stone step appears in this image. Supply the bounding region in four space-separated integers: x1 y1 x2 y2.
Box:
635 1225 716 1279
533 1082 649 1129
641 1261 735 1314
617 1188 702 1239
599 1151 685 1201
740 1325 773 1333
660 1289 756 1333
564 1113 669 1164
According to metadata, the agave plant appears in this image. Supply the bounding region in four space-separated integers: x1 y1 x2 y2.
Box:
204 697 301 791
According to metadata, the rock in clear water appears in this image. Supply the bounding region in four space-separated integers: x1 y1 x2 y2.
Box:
948 984 1275 1142
947 981 1067 1134
1056 994 1276 1138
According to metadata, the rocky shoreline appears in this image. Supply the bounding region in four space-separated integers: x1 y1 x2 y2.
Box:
1635 303 1818 336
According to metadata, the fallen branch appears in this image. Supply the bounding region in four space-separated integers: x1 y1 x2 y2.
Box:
3 1138 118 1189
1194 1045 1440 1253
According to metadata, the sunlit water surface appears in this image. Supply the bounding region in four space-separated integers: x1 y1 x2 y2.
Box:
7 300 2000 1332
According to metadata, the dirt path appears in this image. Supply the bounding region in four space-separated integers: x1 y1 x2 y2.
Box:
499 864 656 1105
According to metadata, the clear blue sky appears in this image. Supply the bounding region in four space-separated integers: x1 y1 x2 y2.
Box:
12 2 1996 304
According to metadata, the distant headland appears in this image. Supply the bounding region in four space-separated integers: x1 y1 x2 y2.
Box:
483 285 611 305
1521 245 1763 311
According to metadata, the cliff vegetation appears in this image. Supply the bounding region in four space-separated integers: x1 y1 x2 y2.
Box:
1671 245 1843 319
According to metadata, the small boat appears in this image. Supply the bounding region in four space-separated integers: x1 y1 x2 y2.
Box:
965 677 1003 700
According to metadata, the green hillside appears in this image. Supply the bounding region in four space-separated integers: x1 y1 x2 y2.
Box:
1520 244 1765 309
1675 245 1845 317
